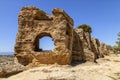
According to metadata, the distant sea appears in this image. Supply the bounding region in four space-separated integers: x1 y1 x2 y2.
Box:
0 52 14 55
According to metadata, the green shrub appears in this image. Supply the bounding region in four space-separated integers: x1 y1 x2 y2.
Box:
113 32 120 53
77 24 92 33
112 46 120 53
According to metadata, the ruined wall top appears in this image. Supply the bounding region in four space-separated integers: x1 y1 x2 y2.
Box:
52 8 73 25
19 6 73 25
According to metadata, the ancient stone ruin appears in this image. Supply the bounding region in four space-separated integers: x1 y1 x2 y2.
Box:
14 6 113 67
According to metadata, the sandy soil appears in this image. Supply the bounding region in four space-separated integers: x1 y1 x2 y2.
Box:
0 54 120 80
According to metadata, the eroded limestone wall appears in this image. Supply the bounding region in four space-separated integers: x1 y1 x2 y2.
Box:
15 6 114 67
75 28 96 62
72 31 84 61
15 6 74 66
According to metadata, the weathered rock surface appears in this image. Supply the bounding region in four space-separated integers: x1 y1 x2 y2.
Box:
14 6 115 67
92 38 104 58
15 6 74 66
72 30 84 61
75 28 115 62
75 28 96 62
0 63 24 77
0 55 25 77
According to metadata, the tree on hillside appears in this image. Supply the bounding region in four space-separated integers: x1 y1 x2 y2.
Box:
77 24 92 33
113 32 120 53
116 32 120 48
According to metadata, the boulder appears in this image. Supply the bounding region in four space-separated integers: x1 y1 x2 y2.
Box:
0 62 24 77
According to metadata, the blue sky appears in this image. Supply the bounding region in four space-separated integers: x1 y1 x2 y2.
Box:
0 0 120 52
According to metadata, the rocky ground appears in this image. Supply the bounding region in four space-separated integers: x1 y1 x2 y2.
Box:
0 54 120 80
0 55 25 77
0 55 13 64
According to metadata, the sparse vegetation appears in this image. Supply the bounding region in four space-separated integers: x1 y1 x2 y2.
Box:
112 32 120 53
116 32 120 47
77 24 92 33
106 45 113 50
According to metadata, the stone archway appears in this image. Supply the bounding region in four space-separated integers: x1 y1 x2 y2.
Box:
14 6 74 66
33 33 54 52
39 36 54 51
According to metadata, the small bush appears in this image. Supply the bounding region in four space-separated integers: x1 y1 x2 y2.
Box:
77 24 92 33
112 46 120 53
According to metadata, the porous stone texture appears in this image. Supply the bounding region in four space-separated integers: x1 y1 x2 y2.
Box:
75 28 96 62
92 38 104 58
15 6 74 66
72 30 84 61
14 6 114 67
0 62 24 77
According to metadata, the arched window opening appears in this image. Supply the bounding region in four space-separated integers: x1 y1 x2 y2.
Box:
34 34 54 52
39 36 54 51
